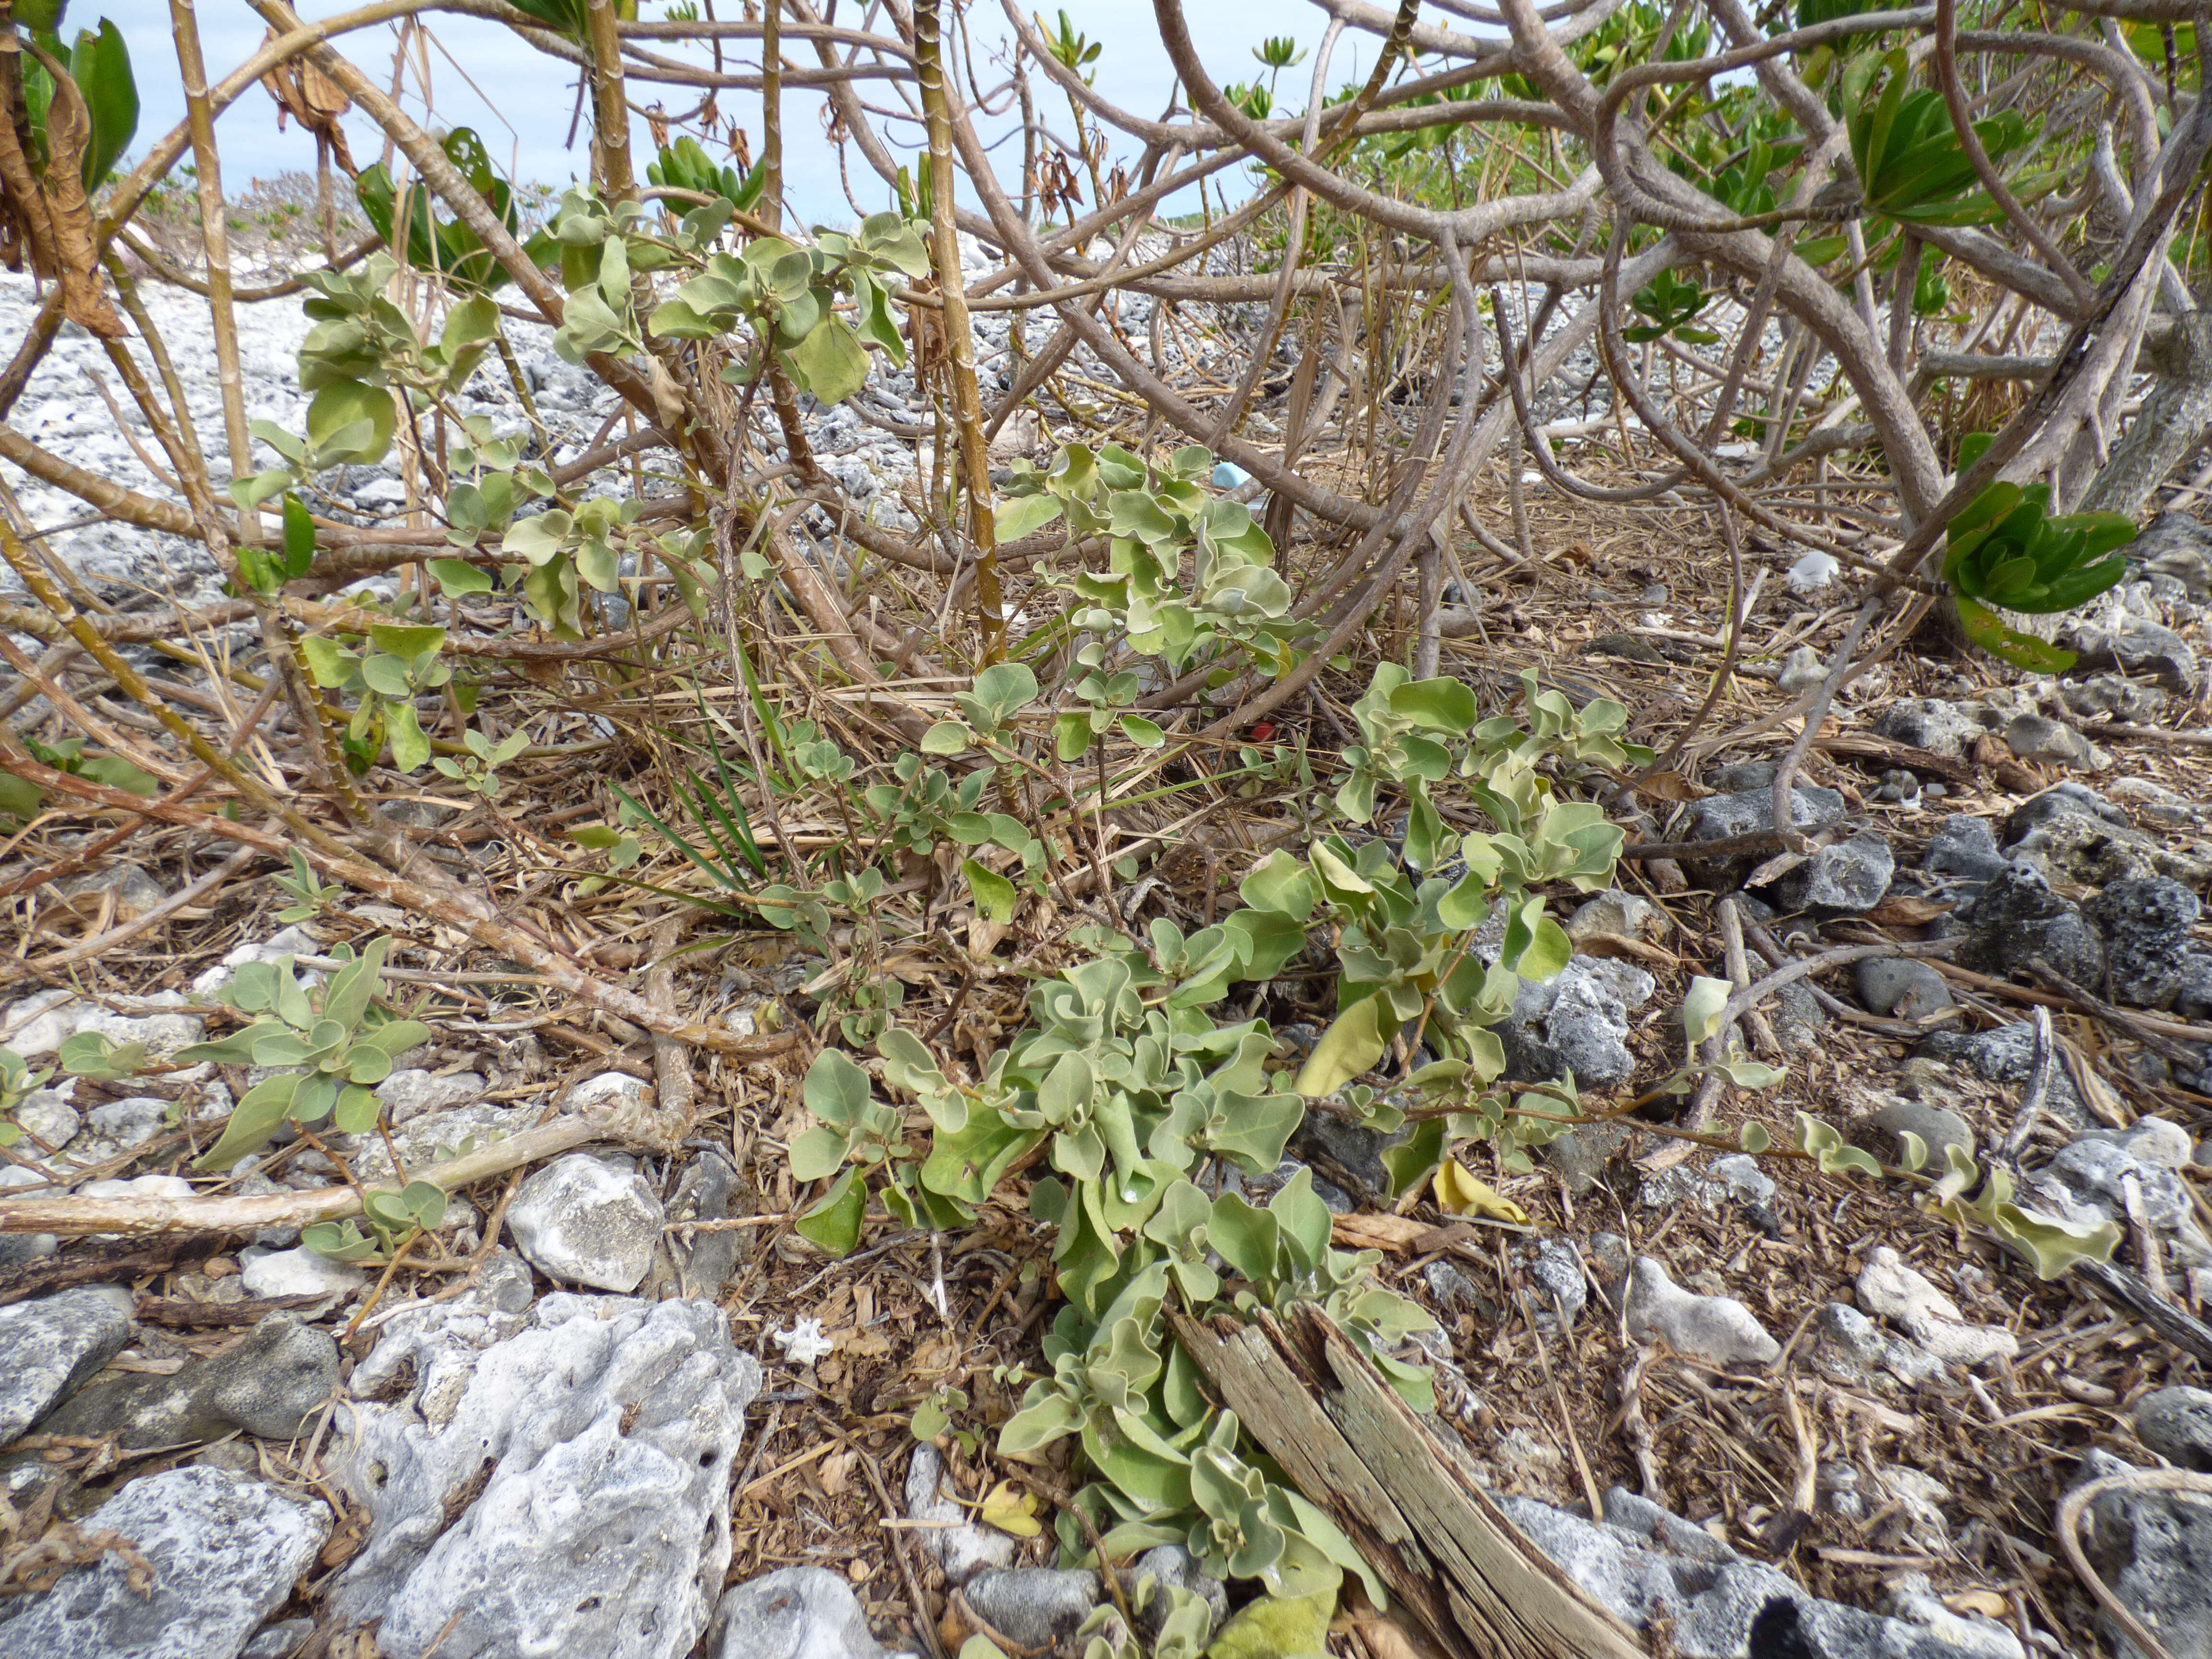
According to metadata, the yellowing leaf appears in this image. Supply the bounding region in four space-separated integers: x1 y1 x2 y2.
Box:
1207 1588 1334 1659
1432 1160 1528 1224
1294 997 1387 1099
977 1479 1042 1538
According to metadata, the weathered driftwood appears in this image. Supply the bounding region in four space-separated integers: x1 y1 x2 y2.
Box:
1166 1303 1646 1659
0 1113 606 1239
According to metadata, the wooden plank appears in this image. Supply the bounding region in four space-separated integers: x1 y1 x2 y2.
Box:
1168 1305 1646 1659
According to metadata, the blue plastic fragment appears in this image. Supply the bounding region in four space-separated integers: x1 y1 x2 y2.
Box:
1211 461 1252 489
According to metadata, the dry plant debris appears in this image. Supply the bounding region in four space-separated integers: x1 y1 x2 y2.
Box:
5 3 2212 1659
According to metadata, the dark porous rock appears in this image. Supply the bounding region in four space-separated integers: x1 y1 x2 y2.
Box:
2134 1386 2212 1473
1498 956 1656 1089
1923 815 2007 886
2072 1447 2212 1659
1769 980 1829 1049
2133 512 2212 600
2133 512 2212 592
2014 807 2186 887
1239 1156 1357 1213
38 1312 337 1447
1916 1023 2087 1123
1955 862 2106 988
2175 954 2212 1023
960 1568 1102 1650
1522 1235 1588 1332
1287 1115 1410 1206
2004 712 2095 769
2069 610 2202 697
2083 878 2202 1009
1585 632 1670 664
2063 673 2170 724
1707 760 1779 793
1854 959 1955 1021
1871 698 1997 759
1683 784 1845 889
667 1150 744 1297
2004 782 2129 842
1769 830 1893 913
1542 1119 1640 1196
1805 1302 1946 1389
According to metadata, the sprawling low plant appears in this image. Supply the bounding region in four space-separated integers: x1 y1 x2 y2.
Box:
300 621 451 776
997 441 1311 710
648 207 930 403
0 1046 50 1148
303 1180 447 1264
239 253 501 505
996 1246 1400 1606
179 939 428 1169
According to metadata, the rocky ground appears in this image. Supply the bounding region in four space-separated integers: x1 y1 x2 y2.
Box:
8 252 2212 1659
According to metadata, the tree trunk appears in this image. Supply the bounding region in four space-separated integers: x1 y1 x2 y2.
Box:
2078 309 2212 520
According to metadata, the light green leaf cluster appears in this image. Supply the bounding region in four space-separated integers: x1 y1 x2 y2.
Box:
436 412 556 569
1337 662 1645 873
1910 1133 2123 1278
177 939 426 1170
1071 1575 1216 1659
432 724 531 800
55 1030 144 1082
996 1240 1399 1608
303 1180 447 1263
648 211 928 404
1052 648 1166 761
998 441 1311 689
272 848 344 925
1244 829 1546 1108
300 621 450 773
0 1046 53 1149
237 255 501 509
922 662 1038 757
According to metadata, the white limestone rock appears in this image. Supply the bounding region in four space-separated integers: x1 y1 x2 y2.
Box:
333 1293 760 1659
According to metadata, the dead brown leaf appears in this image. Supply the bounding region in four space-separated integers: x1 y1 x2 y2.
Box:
1573 931 1680 967
1329 1213 1429 1253
1633 769 1700 803
1864 894 1953 927
21 40 123 338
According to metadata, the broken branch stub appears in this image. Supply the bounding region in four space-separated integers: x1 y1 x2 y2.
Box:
1166 1303 1645 1659
0 1085 680 1238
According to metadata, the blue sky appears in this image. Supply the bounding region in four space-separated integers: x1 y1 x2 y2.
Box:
113 1 1370 222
